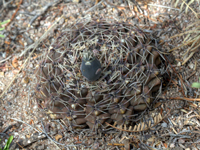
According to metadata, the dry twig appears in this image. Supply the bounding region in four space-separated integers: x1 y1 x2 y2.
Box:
170 97 200 102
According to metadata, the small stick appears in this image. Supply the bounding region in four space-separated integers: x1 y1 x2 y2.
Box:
170 97 200 102
11 118 42 133
0 55 12 63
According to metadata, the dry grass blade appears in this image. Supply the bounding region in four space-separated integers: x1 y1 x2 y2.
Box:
181 0 199 18
174 0 199 18
170 97 200 102
169 19 200 65
182 51 195 65
170 0 200 65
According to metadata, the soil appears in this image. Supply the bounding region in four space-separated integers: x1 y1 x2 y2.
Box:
0 0 200 149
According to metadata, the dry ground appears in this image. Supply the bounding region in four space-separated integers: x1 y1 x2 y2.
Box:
0 0 200 149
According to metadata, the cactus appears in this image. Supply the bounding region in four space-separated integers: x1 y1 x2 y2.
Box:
34 19 164 131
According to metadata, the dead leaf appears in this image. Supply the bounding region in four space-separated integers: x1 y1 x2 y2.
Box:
4 41 10 44
55 134 62 141
163 142 168 148
29 119 34 125
74 136 79 141
33 53 38 59
23 77 30 84
12 57 19 68
19 39 24 47
160 108 163 115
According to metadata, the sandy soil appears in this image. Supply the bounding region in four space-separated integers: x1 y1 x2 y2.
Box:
0 0 200 149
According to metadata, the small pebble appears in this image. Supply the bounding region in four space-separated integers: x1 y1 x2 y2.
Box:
7 101 12 105
161 122 167 128
14 132 19 136
3 115 6 120
2 52 6 58
72 0 80 3
170 143 175 148
188 63 194 69
178 138 185 144
33 105 38 109
177 62 181 66
0 72 4 77
27 140 31 144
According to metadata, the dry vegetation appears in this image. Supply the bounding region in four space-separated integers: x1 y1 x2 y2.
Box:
0 0 200 149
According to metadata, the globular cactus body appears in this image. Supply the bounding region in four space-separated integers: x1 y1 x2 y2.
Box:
35 19 163 131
